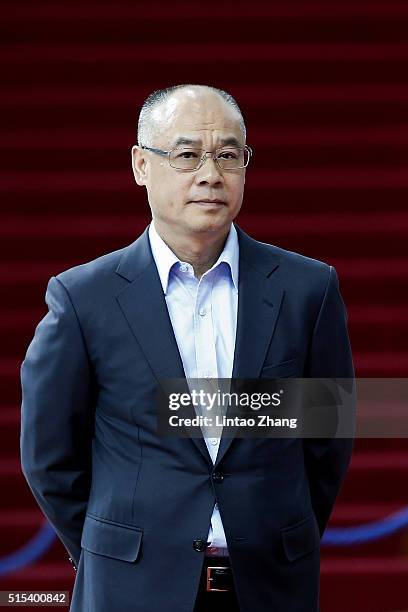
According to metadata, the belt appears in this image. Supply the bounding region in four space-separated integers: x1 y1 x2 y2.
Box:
201 555 234 593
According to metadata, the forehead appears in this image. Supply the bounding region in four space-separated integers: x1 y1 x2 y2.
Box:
151 89 243 147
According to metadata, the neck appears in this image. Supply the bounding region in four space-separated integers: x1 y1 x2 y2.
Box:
153 221 231 279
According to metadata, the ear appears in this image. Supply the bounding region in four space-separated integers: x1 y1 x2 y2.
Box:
131 145 148 186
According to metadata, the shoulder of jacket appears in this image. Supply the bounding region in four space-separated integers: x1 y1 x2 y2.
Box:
54 242 131 293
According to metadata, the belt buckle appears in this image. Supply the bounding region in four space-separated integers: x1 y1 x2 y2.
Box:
206 565 231 592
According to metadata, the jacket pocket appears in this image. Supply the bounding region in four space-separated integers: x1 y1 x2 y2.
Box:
281 515 320 562
261 357 300 378
81 514 143 562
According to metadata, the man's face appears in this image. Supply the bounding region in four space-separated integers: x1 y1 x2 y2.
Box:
132 89 247 238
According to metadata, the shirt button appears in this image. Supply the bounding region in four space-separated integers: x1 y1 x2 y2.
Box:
180 264 189 273
210 439 219 446
199 307 207 316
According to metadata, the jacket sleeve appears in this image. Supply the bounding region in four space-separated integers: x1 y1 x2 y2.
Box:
303 265 355 536
20 275 96 567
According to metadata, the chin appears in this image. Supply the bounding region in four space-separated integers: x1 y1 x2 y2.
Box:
189 217 229 234
187 209 230 232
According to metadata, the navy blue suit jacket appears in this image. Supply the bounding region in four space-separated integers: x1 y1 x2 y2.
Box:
20 224 354 612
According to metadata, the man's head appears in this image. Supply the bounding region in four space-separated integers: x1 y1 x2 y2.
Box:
131 84 250 241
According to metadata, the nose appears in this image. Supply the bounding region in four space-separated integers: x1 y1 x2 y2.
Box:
194 153 223 186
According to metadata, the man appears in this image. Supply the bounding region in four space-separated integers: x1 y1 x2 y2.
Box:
20 84 354 612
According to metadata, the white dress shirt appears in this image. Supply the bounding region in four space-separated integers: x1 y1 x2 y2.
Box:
148 220 239 552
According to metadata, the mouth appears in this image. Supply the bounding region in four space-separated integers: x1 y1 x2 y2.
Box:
189 199 226 206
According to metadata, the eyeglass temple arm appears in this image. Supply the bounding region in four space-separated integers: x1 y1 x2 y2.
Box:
140 146 169 156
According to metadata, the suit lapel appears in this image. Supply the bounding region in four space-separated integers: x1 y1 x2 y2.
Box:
115 227 212 466
215 227 284 466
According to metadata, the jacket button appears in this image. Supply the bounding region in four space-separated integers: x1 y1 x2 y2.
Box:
212 471 224 483
193 538 207 552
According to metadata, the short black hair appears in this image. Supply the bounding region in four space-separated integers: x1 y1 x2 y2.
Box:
137 84 246 146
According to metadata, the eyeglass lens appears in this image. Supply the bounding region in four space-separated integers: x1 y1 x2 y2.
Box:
169 147 250 170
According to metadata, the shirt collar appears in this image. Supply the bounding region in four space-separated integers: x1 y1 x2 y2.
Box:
148 220 239 295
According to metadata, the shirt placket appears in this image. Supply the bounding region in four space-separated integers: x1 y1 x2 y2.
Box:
194 271 218 381
177 263 225 550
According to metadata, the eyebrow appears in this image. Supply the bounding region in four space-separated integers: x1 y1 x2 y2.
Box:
171 136 242 148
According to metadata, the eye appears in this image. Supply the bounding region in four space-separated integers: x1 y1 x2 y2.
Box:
218 149 240 160
174 150 200 159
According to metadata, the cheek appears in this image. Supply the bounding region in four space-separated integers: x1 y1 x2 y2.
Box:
148 170 191 210
148 165 170 195
227 177 245 202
